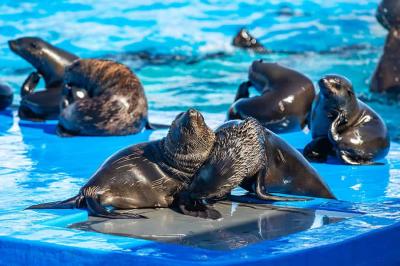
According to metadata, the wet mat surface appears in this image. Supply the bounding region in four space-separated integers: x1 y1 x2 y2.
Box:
70 201 355 250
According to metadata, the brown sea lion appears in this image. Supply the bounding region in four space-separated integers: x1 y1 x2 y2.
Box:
58 59 155 136
179 118 336 219
27 109 216 218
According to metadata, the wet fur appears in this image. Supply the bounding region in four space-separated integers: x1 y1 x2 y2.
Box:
59 59 149 136
28 109 216 219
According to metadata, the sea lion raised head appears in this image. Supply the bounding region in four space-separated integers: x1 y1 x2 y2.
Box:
8 37 78 88
163 108 216 174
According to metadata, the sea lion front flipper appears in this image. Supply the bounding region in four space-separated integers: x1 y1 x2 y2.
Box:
21 71 40 97
337 150 384 166
255 169 311 202
85 196 147 219
177 192 222 220
234 81 252 101
303 137 333 162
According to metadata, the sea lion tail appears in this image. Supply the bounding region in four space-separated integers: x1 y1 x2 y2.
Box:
26 195 83 210
145 121 169 130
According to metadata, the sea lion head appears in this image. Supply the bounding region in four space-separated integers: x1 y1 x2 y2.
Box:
8 37 78 87
376 0 400 30
232 28 267 53
318 75 356 106
164 108 215 173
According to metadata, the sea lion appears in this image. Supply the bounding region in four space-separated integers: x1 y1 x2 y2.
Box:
227 60 315 133
57 59 152 136
370 29 400 94
0 84 13 110
376 0 400 30
28 109 216 218
179 118 336 219
305 75 390 165
232 28 268 53
8 37 79 121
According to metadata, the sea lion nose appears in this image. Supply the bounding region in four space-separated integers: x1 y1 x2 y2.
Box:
188 108 197 116
8 40 17 51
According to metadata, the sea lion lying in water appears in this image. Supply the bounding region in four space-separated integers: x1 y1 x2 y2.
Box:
28 109 215 218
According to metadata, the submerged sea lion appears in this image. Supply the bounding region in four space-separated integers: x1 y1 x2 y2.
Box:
305 75 390 165
0 84 13 110
370 29 400 94
228 60 315 133
179 118 336 219
58 59 153 136
28 109 216 218
232 28 268 53
8 37 79 120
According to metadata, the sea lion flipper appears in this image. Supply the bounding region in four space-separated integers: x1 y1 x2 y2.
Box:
255 170 311 202
234 81 251 101
26 195 83 210
337 150 384 166
303 137 332 162
145 121 170 130
85 196 147 219
21 71 40 97
177 192 222 220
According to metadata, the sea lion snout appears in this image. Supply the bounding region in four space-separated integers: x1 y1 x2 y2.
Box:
318 75 352 97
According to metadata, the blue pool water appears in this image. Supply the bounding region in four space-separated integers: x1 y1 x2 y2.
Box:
1 0 400 265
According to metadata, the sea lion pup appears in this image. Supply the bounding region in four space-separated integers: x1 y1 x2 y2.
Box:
8 37 79 121
232 28 269 53
227 60 315 133
27 109 216 219
57 59 155 136
0 84 13 110
179 118 336 219
305 75 390 165
370 28 400 94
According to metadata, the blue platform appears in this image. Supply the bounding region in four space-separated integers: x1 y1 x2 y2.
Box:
1 110 400 266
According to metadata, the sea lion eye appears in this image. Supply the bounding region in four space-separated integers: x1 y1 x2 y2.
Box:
30 42 38 49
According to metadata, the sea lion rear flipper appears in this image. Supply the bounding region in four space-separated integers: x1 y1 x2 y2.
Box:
255 170 311 202
85 196 147 219
26 195 83 210
177 192 222 220
21 72 40 97
234 81 251 101
145 121 170 130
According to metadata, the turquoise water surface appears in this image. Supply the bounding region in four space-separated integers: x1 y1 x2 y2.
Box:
2 1 400 264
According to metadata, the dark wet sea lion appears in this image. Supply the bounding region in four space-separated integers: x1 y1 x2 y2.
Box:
0 84 13 110
8 37 78 121
232 28 269 53
227 60 315 133
57 59 152 136
305 75 390 165
28 109 216 218
179 118 335 219
370 29 400 94
376 0 400 30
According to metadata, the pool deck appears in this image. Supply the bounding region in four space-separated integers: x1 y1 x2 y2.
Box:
1 111 400 265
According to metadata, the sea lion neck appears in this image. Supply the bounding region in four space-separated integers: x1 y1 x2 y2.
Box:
384 28 400 55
